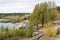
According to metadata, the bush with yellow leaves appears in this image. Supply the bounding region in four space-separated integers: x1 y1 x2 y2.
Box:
45 22 57 37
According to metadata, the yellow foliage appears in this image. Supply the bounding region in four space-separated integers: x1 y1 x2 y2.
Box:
44 22 57 37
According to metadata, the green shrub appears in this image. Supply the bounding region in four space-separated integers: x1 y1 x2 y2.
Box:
26 26 33 37
0 32 7 40
57 28 60 34
16 29 26 37
45 23 57 37
7 29 17 37
0 26 33 39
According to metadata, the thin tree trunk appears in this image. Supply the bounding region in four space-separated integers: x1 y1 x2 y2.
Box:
42 21 44 27
37 25 39 31
42 17 44 27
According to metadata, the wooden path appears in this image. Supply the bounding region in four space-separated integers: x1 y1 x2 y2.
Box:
31 31 45 40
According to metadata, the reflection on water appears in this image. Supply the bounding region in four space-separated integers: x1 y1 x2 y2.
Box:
0 23 19 29
0 19 28 29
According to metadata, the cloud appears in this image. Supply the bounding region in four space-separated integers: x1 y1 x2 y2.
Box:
0 3 34 13
0 0 36 13
0 0 60 13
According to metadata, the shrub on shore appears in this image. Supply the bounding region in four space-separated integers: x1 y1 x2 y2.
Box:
56 28 60 34
45 22 57 37
0 26 33 40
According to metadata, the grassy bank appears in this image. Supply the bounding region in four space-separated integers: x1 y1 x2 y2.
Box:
0 26 33 40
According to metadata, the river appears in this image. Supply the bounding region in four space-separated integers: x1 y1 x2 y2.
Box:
0 23 20 29
0 19 28 29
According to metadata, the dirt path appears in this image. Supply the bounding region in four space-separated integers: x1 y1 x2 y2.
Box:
39 34 60 40
4 37 31 40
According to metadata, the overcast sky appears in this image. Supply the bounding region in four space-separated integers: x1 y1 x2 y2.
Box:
0 0 60 13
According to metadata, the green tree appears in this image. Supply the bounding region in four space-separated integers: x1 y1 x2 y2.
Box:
29 2 58 30
15 16 20 22
11 16 20 23
57 6 60 13
29 4 41 30
48 1 58 22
